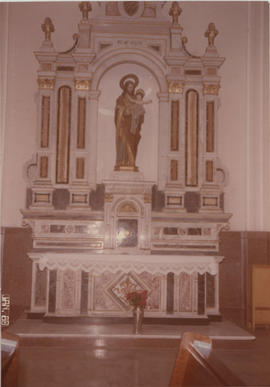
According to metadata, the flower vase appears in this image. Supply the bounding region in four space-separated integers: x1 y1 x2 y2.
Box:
133 306 144 334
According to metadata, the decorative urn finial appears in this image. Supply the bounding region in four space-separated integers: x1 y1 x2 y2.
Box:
41 17 54 41
205 23 219 47
169 1 182 26
79 2 92 21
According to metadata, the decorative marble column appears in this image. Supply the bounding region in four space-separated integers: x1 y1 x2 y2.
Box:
157 92 170 190
87 90 100 190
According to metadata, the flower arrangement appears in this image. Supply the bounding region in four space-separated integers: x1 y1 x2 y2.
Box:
126 290 148 309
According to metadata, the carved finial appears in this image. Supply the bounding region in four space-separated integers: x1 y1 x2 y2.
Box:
205 23 219 47
169 1 182 25
79 2 92 21
41 17 54 41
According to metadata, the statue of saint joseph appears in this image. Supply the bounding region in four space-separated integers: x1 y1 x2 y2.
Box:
114 74 151 171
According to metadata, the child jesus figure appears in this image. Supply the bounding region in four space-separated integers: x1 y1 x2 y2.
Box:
127 89 152 134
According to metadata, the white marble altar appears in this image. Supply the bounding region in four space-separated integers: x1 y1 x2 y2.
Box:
22 2 231 320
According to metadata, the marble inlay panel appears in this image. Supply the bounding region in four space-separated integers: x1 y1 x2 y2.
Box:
105 271 152 311
206 101 215 152
48 270 57 313
34 266 47 307
198 273 205 315
80 271 88 314
206 272 216 308
139 271 161 311
77 97 86 149
92 271 159 312
56 86 71 184
93 271 122 311
171 100 179 151
185 89 199 187
179 272 192 312
61 269 76 310
41 96 50 148
166 272 174 313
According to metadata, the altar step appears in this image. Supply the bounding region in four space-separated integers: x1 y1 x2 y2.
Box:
8 317 255 344
27 312 222 325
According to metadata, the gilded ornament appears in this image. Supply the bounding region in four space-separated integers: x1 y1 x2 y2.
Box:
74 79 91 90
168 81 184 94
37 78 55 90
105 193 113 202
203 83 220 95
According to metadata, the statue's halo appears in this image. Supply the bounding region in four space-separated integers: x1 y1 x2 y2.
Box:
120 74 139 90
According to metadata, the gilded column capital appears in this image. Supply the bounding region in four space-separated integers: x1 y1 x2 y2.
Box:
105 194 113 203
74 79 91 91
203 83 220 95
168 81 185 94
37 78 55 90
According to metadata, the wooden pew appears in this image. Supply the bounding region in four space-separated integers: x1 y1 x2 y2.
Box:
169 332 245 386
1 331 19 387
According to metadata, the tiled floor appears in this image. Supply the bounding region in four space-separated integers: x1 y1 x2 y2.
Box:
6 318 270 387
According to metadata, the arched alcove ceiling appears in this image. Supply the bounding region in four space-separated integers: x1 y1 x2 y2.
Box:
112 197 143 215
91 49 168 92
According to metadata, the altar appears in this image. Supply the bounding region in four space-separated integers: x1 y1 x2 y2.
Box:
22 1 231 321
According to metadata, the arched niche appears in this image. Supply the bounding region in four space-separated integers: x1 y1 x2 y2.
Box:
96 62 160 182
